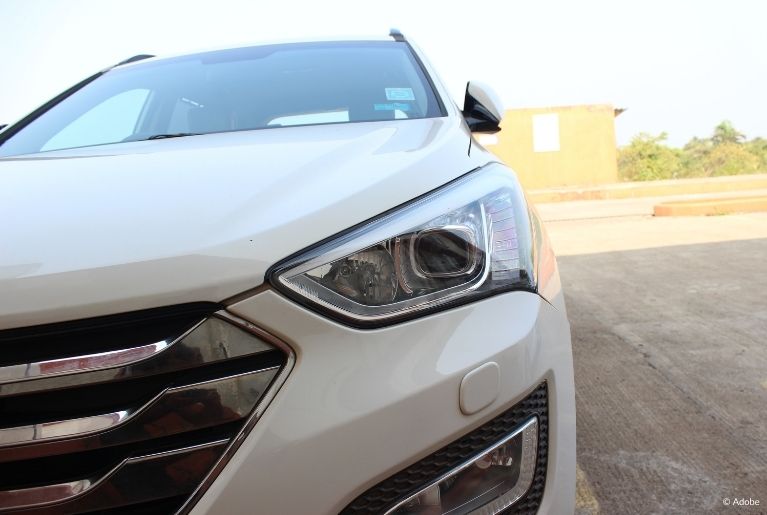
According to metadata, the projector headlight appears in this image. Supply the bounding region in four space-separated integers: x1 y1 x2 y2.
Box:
270 163 536 327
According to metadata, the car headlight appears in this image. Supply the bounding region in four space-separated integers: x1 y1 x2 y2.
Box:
270 163 536 327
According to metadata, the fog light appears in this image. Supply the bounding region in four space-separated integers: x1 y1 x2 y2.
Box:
387 418 538 515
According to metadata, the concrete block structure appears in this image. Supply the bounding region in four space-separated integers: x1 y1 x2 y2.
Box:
482 104 622 189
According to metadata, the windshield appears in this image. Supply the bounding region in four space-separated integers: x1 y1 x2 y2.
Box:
0 41 444 157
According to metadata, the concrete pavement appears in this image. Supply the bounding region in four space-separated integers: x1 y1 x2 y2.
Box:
543 203 767 514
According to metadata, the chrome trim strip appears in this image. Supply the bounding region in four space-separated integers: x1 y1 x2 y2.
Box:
0 440 227 512
0 410 131 447
0 340 172 385
176 310 296 515
119 437 229 463
0 316 275 397
383 417 539 515
0 479 94 512
0 367 279 450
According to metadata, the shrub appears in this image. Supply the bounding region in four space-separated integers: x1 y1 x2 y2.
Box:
618 121 767 181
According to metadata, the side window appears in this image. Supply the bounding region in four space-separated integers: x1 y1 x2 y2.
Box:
41 89 150 151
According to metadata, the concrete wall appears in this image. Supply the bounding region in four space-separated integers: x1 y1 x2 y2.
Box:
483 104 619 189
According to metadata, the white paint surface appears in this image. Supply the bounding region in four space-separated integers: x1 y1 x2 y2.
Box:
533 113 560 153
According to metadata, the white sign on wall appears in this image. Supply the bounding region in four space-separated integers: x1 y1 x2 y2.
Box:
532 113 560 153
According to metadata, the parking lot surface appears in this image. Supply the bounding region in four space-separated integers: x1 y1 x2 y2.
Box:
542 206 767 514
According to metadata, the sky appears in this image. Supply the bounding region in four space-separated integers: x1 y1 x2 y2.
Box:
0 0 764 147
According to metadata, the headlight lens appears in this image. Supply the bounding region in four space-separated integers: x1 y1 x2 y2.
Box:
270 163 535 326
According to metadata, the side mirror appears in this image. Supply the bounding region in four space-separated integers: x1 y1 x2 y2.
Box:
462 82 504 133
0 124 7 132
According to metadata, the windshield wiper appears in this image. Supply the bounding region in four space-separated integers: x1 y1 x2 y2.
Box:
146 133 200 140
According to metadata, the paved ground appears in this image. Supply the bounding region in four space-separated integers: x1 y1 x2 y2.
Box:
540 204 767 514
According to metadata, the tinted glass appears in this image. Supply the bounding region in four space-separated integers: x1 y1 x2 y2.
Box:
0 41 443 157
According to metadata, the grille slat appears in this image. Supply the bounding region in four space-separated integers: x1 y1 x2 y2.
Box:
0 304 219 368
3 440 228 514
0 306 289 514
0 423 242 492
0 316 276 397
0 367 278 463
0 340 172 385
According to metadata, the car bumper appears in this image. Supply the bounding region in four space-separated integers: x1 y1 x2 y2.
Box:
190 289 576 515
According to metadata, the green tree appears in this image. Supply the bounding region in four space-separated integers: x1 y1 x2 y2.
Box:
746 137 767 171
618 132 683 181
680 136 712 178
618 121 766 181
711 120 745 145
703 142 759 176
693 121 760 176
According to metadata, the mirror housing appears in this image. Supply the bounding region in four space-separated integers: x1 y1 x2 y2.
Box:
462 82 504 133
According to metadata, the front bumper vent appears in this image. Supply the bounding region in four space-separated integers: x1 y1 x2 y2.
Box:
341 382 548 515
0 303 290 514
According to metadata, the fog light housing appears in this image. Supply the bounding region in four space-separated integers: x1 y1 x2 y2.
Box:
387 418 538 515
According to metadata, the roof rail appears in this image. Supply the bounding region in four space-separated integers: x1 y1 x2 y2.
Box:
389 28 406 42
115 54 155 67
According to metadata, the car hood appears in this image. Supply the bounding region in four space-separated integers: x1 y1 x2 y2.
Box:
0 118 490 328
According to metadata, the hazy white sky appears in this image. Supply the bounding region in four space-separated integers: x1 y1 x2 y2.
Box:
0 0 764 147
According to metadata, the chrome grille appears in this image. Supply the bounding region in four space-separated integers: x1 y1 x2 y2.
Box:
0 303 290 514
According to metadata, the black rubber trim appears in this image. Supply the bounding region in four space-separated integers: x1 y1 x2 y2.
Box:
115 54 155 66
341 382 548 514
404 41 447 117
0 55 153 149
0 71 105 149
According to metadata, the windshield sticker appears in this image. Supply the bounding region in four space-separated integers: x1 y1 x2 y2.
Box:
385 88 415 101
374 103 411 112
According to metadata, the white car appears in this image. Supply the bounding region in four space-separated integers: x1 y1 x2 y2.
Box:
0 31 575 515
